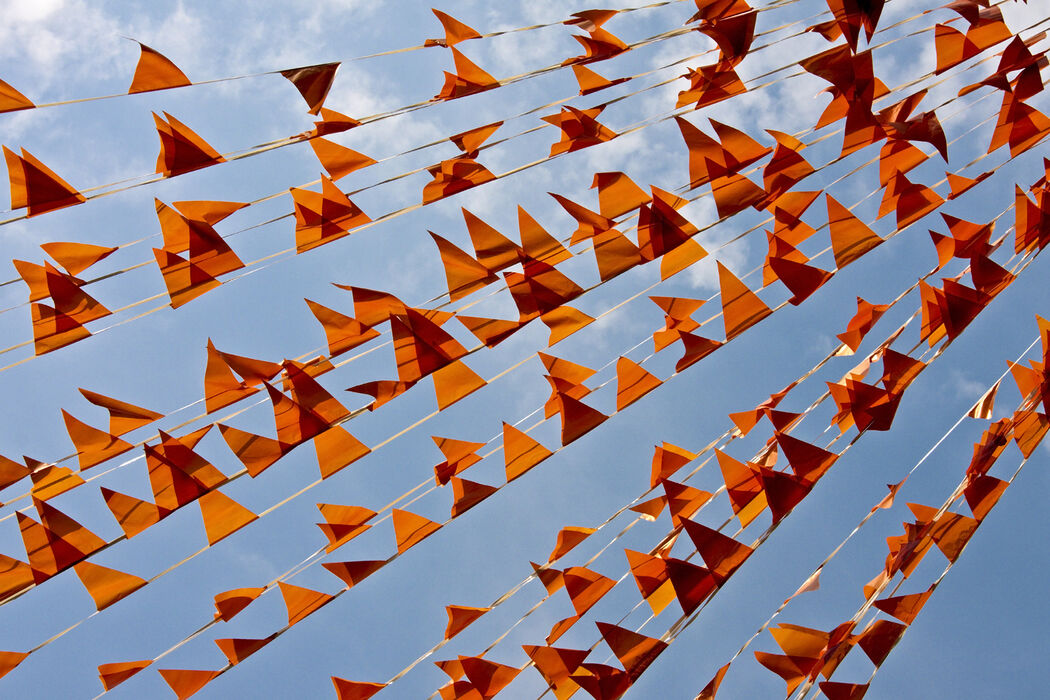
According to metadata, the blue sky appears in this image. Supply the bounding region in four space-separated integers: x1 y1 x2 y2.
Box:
0 0 1048 698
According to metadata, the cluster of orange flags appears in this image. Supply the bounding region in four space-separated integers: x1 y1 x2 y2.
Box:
1 1 1050 698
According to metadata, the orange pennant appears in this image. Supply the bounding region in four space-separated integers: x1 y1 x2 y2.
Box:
316 503 375 553
0 77 33 113
718 261 771 340
158 668 221 699
309 138 376 180
3 146 85 216
199 490 258 545
153 111 225 177
128 42 190 93
827 194 883 267
101 488 167 539
213 587 264 621
503 422 553 482
444 605 490 640
280 62 340 114
73 561 147 611
428 9 482 47
332 678 387 700
98 660 151 691
392 508 442 552
278 581 334 626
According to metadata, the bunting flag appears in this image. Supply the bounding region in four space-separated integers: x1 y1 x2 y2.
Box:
1 1 1048 698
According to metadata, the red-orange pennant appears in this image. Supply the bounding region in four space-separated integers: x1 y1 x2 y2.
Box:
331 678 387 700
3 146 85 216
291 175 371 252
153 111 225 177
872 587 932 625
280 62 340 114
596 621 668 682
323 560 385 589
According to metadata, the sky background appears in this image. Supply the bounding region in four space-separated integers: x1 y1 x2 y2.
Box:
0 0 1048 697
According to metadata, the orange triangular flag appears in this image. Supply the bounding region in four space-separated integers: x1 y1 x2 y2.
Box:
153 111 225 177
73 561 147 611
98 660 151 691
556 393 608 445
548 526 597 562
278 581 334 626
503 422 553 482
571 63 627 95
444 604 490 639
61 410 133 470
78 388 162 436
872 588 932 625
128 42 191 93
615 356 662 410
214 636 274 665
519 206 571 265
0 651 28 681
430 231 497 300
309 138 376 180
4 146 85 216
158 668 221 700
305 299 379 356
435 46 499 99
432 359 487 411
392 508 442 552
718 261 772 340
218 424 288 477
450 477 497 517
0 78 33 113
322 560 385 589
331 677 387 700
429 9 483 46
316 503 375 553
30 463 83 502
595 621 668 682
314 425 371 480
41 241 116 276
280 62 340 114
198 490 258 545
827 194 882 268
650 442 696 487
213 587 265 621
101 487 167 539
